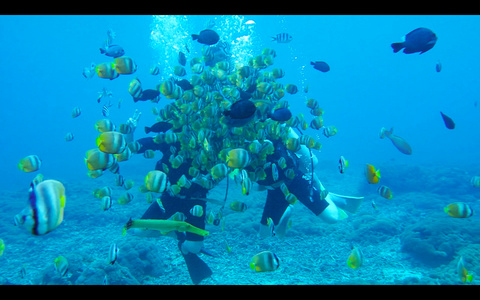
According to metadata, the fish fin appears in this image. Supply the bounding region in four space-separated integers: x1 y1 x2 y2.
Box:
467 274 473 282
391 42 404 53
376 169 381 179
123 218 134 236
60 195 66 208
345 160 349 167
250 262 256 270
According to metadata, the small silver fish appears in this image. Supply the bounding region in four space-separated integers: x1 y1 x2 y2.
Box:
108 243 119 265
102 102 113 117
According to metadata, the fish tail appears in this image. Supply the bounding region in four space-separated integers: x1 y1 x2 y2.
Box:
185 223 210 237
467 274 473 282
250 262 256 270
191 34 199 41
145 126 151 134
391 42 404 53
376 169 381 179
271 36 277 42
122 218 134 236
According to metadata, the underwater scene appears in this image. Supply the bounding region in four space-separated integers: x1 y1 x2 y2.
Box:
1 15 480 285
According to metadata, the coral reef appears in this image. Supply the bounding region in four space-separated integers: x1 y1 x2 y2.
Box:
400 213 480 267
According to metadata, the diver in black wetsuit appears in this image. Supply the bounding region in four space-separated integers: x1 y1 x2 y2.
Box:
134 136 214 285
254 128 364 239
123 111 213 285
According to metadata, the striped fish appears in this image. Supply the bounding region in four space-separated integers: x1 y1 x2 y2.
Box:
102 103 112 117
100 196 112 211
272 33 293 43
108 243 119 265
24 180 66 235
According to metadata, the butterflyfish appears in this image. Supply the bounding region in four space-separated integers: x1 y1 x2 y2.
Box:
250 251 280 272
347 246 363 269
144 170 168 193
18 155 42 173
377 185 393 199
96 131 127 154
364 164 381 184
444 202 473 218
22 180 66 235
457 256 473 283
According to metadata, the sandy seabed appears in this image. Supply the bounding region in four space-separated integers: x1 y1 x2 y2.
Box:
1 162 479 285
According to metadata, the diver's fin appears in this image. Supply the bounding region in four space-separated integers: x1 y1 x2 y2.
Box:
177 233 212 285
183 252 212 284
178 242 213 285
327 193 364 214
275 204 294 239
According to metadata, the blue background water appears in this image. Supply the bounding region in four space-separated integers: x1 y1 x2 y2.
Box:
1 15 480 284
2 15 480 191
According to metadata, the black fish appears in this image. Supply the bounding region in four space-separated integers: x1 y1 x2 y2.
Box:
272 33 292 43
178 51 186 66
145 121 173 134
440 111 455 129
192 29 219 45
268 107 292 122
391 27 437 54
174 79 193 91
310 61 330 72
134 89 160 102
99 44 125 58
223 100 256 120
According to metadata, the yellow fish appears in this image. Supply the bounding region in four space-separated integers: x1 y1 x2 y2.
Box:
96 62 119 80
144 170 168 193
118 192 134 205
377 185 393 199
250 251 280 272
114 56 137 74
23 180 66 235
18 155 42 172
230 201 247 212
0 239 5 256
96 131 127 154
95 119 116 132
211 163 228 179
85 149 116 171
444 202 474 218
54 256 69 277
364 164 381 184
227 148 250 169
347 246 363 269
457 256 473 283
93 186 112 198
122 218 209 237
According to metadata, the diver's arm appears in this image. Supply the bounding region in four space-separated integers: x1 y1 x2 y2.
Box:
124 109 142 143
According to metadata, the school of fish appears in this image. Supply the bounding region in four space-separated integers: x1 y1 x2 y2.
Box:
9 22 476 284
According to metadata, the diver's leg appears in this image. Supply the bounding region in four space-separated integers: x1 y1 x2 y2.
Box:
175 197 212 284
258 188 290 238
287 173 341 224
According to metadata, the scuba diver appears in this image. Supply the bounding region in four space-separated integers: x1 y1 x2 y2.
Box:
254 127 364 239
124 110 215 285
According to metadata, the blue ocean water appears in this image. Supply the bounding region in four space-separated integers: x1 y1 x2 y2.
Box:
1 15 480 285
